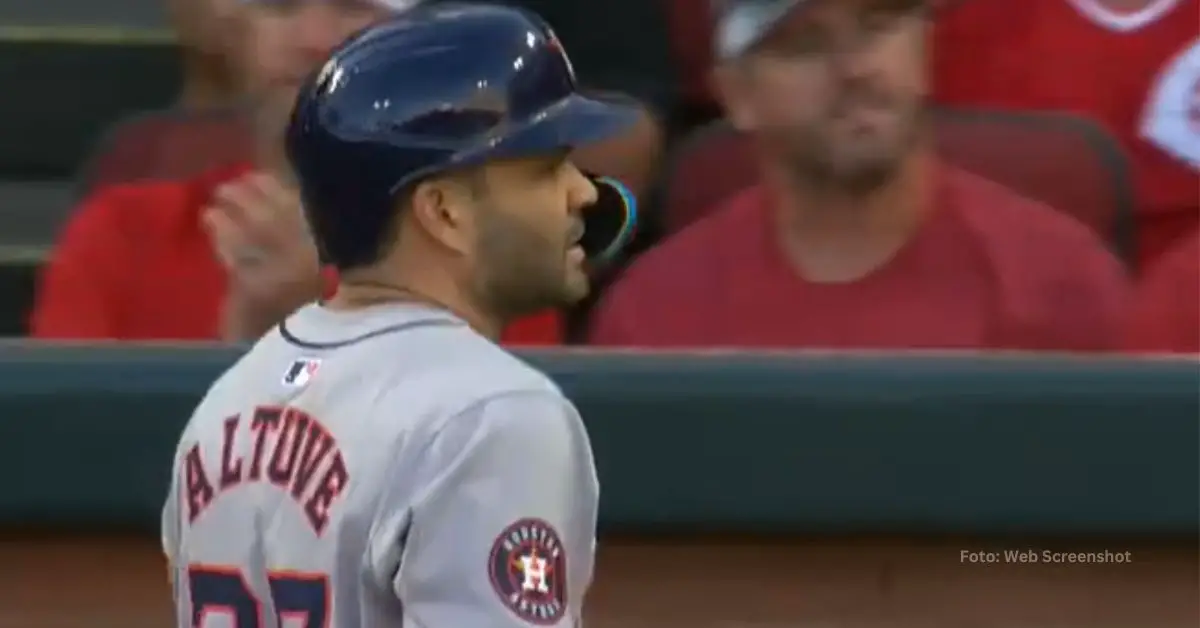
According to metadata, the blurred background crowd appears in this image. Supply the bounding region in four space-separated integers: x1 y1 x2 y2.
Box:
3 0 1198 353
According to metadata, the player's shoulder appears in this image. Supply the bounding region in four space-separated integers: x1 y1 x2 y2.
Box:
176 343 266 428
421 327 566 410
350 320 573 451
178 308 570 443
296 307 567 410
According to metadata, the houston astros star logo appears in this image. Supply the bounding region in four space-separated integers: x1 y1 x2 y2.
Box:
488 518 568 625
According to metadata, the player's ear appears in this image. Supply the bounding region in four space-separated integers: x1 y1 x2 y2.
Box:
408 176 475 255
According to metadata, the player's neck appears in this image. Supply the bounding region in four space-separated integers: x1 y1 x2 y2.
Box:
327 270 505 341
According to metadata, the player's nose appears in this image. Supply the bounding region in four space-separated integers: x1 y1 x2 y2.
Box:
565 163 599 211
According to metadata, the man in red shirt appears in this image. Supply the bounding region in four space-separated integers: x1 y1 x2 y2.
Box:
589 0 1129 350
31 0 564 344
933 0 1200 270
1124 230 1200 353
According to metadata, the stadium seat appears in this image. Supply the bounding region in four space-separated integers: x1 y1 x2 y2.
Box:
661 120 756 235
933 107 1135 262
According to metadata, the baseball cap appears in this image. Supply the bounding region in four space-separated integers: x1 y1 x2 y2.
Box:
713 0 804 59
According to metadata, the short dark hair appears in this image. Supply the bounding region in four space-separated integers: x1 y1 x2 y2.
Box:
329 167 490 271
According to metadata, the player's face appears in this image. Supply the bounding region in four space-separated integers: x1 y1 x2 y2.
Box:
240 0 387 147
718 0 928 192
467 153 598 318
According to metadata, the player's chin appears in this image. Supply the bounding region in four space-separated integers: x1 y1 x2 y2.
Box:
558 245 589 296
561 265 591 303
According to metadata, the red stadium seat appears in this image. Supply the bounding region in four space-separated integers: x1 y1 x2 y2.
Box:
661 120 757 236
933 107 1136 262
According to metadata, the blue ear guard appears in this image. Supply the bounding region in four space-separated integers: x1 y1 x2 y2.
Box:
581 175 638 269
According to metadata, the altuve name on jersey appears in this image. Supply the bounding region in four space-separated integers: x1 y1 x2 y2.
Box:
182 406 350 535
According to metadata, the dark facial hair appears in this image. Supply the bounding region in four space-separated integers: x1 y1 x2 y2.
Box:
781 87 927 195
472 202 576 321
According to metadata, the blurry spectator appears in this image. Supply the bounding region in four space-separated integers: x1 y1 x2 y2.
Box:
76 0 250 191
169 0 244 110
24 1 488 342
1124 230 1200 354
33 0 661 345
933 0 1200 271
33 0 400 341
661 107 1136 247
79 3 664 198
79 102 662 220
589 0 1129 351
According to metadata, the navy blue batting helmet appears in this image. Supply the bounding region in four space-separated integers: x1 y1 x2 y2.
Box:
285 2 640 271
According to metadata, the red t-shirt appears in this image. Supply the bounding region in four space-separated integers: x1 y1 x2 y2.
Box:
1124 230 1200 353
933 0 1200 265
31 165 563 344
588 167 1130 351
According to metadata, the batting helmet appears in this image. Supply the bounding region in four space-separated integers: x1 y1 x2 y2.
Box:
285 2 640 271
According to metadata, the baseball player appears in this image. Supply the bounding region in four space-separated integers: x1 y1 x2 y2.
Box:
160 4 639 627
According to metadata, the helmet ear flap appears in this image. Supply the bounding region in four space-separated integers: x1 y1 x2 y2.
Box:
580 175 638 270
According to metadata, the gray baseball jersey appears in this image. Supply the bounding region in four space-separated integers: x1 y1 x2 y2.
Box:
161 303 599 627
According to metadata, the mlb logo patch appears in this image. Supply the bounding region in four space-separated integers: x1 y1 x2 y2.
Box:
282 358 322 387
